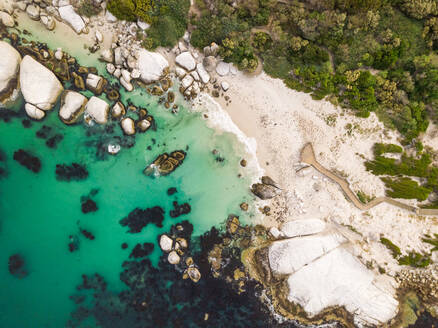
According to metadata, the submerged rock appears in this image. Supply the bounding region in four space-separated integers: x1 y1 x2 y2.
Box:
80 228 95 240
20 55 63 111
144 151 186 176
0 41 21 106
8 254 27 278
129 243 154 259
59 90 87 124
55 163 88 181
13 149 41 173
169 201 191 218
167 187 177 195
120 206 164 233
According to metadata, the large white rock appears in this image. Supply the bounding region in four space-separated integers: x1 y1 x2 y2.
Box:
175 51 196 71
0 41 21 105
86 73 104 94
196 63 210 84
101 49 113 63
137 49 169 84
59 90 87 124
120 77 133 92
159 234 173 252
85 96 109 124
58 5 85 34
0 11 14 27
26 4 40 20
181 74 194 89
20 55 63 110
105 10 117 22
280 219 326 238
287 247 398 326
268 233 346 275
168 251 180 264
0 0 14 14
25 103 45 120
120 117 135 135
216 61 230 76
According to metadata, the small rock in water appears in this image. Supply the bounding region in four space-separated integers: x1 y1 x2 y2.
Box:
55 163 88 181
167 187 177 195
13 149 41 173
68 235 79 252
107 144 121 155
159 234 173 252
121 243 128 250
169 201 191 218
81 198 98 214
129 243 154 258
80 228 95 240
8 254 28 278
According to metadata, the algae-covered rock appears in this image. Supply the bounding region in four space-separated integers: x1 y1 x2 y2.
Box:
144 150 186 176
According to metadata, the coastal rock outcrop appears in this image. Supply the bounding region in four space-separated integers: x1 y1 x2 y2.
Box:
121 117 135 135
58 5 85 34
25 103 45 120
20 55 63 111
0 40 21 105
144 151 186 176
59 91 87 124
137 49 169 84
175 51 196 71
85 96 109 124
251 176 281 200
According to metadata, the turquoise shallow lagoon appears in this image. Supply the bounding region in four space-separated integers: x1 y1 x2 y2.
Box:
0 32 257 327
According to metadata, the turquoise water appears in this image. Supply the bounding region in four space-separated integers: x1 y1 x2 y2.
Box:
0 32 256 327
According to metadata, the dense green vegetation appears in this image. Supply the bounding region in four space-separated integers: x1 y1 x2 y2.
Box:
107 0 190 48
380 237 431 268
365 143 438 201
189 0 438 140
77 0 102 17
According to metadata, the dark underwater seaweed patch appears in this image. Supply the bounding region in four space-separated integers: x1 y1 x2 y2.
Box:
129 243 154 259
119 207 164 233
81 198 98 214
56 163 88 181
169 201 191 218
8 254 27 279
167 187 177 196
13 149 41 173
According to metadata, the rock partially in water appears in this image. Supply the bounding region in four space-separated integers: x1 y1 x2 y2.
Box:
120 206 164 233
111 102 125 119
169 201 191 218
86 73 105 95
25 103 45 120
167 187 177 195
20 55 63 111
0 40 21 106
144 150 186 176
159 234 173 252
168 250 181 264
85 96 109 124
13 149 41 173
55 163 88 181
251 176 281 200
59 90 87 124
129 243 154 259
121 117 135 135
8 254 27 278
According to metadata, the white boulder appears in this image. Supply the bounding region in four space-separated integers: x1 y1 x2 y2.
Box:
181 74 194 89
137 49 169 84
95 30 103 43
58 5 85 34
137 119 151 132
25 103 45 120
121 117 135 135
106 63 115 75
280 219 326 238
221 81 229 91
86 73 104 94
120 77 133 92
111 102 125 119
26 4 40 20
0 41 21 105
85 96 109 124
216 61 230 76
196 63 210 84
159 234 173 252
101 49 113 62
59 90 87 124
105 10 117 23
20 55 63 110
0 11 14 27
175 51 196 71
168 251 180 264
107 144 121 155
137 19 150 30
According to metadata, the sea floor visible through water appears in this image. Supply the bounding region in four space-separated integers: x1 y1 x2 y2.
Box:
0 29 260 327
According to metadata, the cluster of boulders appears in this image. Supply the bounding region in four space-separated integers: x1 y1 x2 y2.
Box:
397 265 438 304
251 176 281 200
159 228 201 283
143 150 186 176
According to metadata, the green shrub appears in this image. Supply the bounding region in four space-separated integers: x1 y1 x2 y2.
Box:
77 0 102 17
107 0 136 21
380 237 401 258
373 143 403 156
382 177 431 201
398 252 431 268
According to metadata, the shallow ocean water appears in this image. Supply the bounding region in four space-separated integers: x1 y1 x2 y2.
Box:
0 31 257 327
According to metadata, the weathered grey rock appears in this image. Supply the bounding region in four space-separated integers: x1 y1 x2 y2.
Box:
0 0 14 14
105 10 117 22
85 96 109 124
187 267 201 283
58 5 85 34
95 30 103 43
114 47 124 66
221 81 229 91
40 14 56 30
25 103 45 120
137 49 169 84
216 61 230 76
20 55 63 110
159 234 173 252
203 56 217 72
86 73 104 94
26 4 40 20
121 117 135 135
100 49 113 63
196 63 210 84
59 90 87 124
175 51 196 71
0 40 21 105
106 63 115 75
168 251 180 264
0 11 14 27
251 183 280 200
16 2 27 12
191 71 200 81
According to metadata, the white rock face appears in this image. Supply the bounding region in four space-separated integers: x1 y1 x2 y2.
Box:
111 102 125 119
181 75 194 89
137 19 150 30
0 0 14 14
95 30 103 43
221 81 229 91
20 55 63 110
168 251 180 264
120 77 133 92
85 96 109 124
86 73 104 93
138 119 151 132
58 5 85 34
196 63 210 84
121 117 135 135
0 41 21 104
269 233 346 275
101 49 113 62
175 51 196 71
216 61 230 76
108 144 121 155
25 103 45 120
137 49 169 84
105 10 117 23
159 234 173 252
26 4 40 20
287 247 398 326
106 63 115 74
280 219 326 238
59 90 87 124
0 11 14 27
176 67 186 78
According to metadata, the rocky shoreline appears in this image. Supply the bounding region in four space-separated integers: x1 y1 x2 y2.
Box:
1 2 438 327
